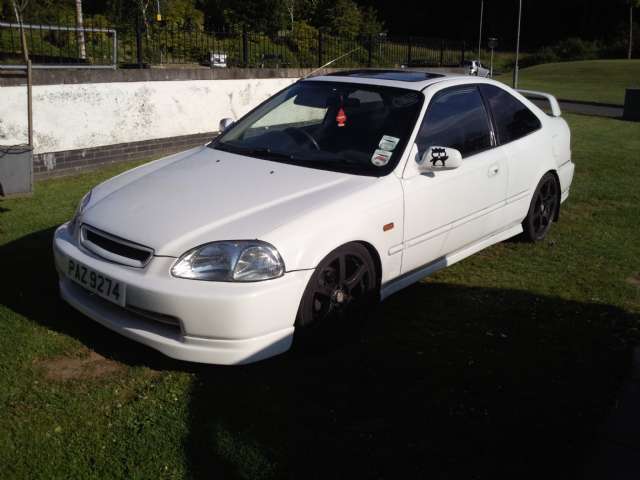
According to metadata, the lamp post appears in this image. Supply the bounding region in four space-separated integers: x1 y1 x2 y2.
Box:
488 37 498 77
513 0 522 88
478 0 484 60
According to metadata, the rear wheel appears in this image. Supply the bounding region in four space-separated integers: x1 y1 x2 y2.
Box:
522 172 559 242
295 243 377 345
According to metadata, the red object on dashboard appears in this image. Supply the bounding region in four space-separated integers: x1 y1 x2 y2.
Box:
336 107 347 127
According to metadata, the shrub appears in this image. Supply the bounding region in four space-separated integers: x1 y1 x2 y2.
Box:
553 37 600 61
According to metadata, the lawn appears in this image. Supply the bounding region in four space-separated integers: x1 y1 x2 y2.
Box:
497 59 640 105
1 113 639 478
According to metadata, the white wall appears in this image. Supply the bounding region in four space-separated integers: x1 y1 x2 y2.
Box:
0 78 297 154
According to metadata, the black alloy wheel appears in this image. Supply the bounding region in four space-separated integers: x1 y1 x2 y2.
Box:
295 243 377 342
522 172 559 242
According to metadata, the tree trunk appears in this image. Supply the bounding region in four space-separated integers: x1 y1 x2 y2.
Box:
12 0 33 147
75 0 87 60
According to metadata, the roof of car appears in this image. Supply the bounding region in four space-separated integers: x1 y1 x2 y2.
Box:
305 69 465 90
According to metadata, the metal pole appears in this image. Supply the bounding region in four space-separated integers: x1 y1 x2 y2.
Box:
26 58 32 146
513 0 522 88
478 0 484 60
490 47 494 77
630 4 634 60
136 14 143 67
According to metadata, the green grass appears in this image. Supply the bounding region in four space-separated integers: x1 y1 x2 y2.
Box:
497 59 640 105
1 114 639 478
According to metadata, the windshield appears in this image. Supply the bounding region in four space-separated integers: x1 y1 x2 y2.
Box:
211 81 424 176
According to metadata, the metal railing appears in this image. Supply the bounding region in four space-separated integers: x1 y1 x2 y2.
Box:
0 18 466 70
0 21 117 69
118 28 466 69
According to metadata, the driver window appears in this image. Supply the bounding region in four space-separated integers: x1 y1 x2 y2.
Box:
416 86 493 158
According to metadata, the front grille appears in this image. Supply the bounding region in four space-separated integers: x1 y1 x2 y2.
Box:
80 225 153 268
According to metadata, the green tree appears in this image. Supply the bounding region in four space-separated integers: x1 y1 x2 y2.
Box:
314 0 361 38
359 5 382 36
160 0 204 29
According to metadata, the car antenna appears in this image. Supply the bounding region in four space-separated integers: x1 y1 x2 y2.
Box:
302 46 362 79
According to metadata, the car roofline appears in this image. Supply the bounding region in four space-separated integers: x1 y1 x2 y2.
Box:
304 69 466 91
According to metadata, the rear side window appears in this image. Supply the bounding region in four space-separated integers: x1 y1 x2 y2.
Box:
480 85 541 144
417 86 492 158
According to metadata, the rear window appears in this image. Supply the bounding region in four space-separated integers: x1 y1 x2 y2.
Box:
480 85 541 144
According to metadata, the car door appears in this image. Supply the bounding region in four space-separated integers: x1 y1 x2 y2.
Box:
479 84 544 227
400 85 508 274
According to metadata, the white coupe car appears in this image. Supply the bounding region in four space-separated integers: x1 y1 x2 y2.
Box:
53 70 574 365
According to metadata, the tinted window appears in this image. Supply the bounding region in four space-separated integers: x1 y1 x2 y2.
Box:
417 87 492 158
480 85 541 144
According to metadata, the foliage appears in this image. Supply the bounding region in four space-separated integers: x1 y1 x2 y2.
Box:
0 0 384 40
553 37 600 60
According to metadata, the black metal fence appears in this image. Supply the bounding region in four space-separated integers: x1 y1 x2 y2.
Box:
0 17 467 69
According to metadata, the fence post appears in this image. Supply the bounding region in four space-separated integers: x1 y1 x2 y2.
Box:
440 40 444 66
242 27 249 67
460 40 465 66
317 30 323 67
407 35 412 66
367 34 373 67
135 15 144 67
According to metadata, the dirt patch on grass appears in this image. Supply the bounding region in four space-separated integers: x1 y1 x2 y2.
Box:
37 350 123 381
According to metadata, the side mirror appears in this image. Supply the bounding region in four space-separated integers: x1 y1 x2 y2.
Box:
218 117 235 133
418 146 463 173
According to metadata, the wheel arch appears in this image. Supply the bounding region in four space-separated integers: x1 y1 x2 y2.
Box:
353 240 383 288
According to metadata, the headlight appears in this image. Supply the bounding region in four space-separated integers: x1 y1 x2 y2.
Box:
69 190 92 234
171 241 285 282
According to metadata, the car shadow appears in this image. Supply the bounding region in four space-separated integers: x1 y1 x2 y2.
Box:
1 228 638 478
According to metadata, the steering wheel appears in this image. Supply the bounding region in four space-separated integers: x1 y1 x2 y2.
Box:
284 127 321 151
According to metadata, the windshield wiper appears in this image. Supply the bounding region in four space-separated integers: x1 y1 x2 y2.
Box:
215 143 303 162
243 147 296 161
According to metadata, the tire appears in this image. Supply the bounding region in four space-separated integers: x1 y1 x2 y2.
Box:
522 172 560 242
294 243 378 346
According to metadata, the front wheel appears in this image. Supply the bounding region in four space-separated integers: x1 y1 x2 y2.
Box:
522 172 559 242
295 243 378 345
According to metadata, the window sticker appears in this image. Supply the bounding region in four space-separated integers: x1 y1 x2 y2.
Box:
371 149 392 167
379 135 400 151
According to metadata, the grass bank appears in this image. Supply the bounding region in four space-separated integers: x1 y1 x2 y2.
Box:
497 59 640 105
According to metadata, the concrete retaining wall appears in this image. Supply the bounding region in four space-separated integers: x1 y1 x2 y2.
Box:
0 66 461 178
1 77 297 155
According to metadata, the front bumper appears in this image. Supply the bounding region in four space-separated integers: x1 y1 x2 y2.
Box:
53 224 313 365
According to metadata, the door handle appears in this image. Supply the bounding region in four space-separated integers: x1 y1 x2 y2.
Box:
488 164 500 177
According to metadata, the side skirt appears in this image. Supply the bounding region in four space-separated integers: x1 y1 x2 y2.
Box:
380 223 523 300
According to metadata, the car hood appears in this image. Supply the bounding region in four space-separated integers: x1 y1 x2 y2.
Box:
82 146 375 256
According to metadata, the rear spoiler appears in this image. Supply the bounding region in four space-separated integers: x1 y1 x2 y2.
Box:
517 89 562 117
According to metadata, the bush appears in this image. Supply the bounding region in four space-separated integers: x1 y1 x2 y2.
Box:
517 46 558 68
553 37 600 61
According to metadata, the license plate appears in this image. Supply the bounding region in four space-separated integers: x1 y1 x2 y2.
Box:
66 258 126 306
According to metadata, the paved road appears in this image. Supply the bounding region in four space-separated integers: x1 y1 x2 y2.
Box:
530 98 623 118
